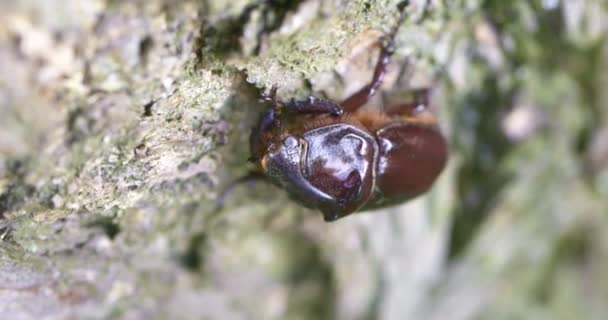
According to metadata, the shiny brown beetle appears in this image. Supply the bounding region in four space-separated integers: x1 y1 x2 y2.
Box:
242 8 447 221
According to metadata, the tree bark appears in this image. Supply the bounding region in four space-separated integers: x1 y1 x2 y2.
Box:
1 0 607 319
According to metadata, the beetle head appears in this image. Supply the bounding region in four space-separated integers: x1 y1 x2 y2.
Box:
262 124 378 221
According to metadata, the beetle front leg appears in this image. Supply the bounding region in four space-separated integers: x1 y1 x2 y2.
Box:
284 96 343 116
262 86 343 116
340 3 408 112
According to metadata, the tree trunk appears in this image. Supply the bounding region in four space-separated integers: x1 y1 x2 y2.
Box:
1 0 607 319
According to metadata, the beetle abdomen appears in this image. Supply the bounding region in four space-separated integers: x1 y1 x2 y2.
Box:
375 122 447 200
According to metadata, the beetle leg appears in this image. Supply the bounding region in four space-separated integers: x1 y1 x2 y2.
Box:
253 108 277 138
283 96 344 116
249 108 279 162
340 43 393 112
384 88 430 117
340 3 408 112
262 86 344 116
215 171 267 210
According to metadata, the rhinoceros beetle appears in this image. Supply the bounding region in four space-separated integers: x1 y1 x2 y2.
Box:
230 4 447 221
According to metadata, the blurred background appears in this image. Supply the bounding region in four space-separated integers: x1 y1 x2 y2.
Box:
1 0 607 319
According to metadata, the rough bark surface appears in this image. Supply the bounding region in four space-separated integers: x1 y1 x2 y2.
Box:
1 1 607 319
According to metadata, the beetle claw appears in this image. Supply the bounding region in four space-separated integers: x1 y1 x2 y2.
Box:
260 85 281 105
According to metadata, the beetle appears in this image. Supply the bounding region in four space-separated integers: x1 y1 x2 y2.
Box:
235 7 447 221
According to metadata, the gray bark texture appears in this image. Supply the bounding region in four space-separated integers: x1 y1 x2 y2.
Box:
1 0 608 319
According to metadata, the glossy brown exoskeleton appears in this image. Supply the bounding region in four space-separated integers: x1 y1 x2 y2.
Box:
246 11 447 222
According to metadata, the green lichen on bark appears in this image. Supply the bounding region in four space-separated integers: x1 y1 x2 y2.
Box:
1 0 608 319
